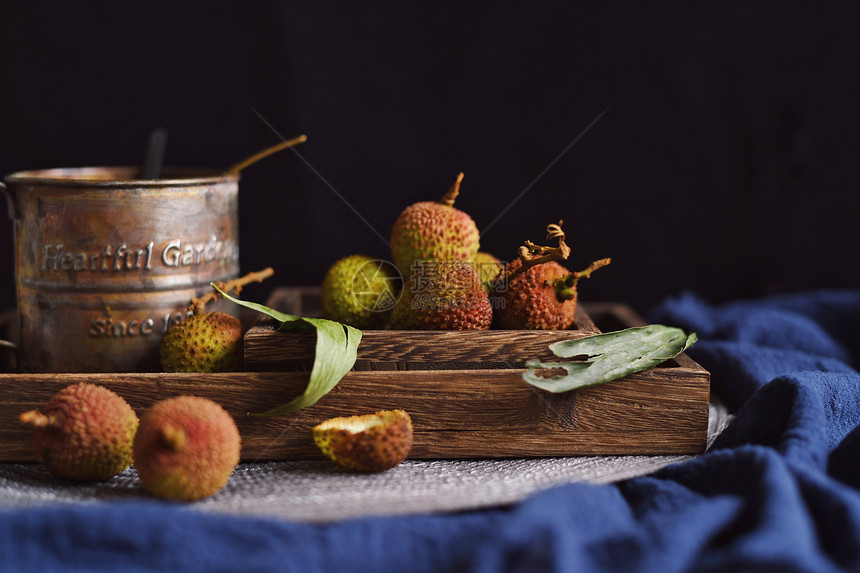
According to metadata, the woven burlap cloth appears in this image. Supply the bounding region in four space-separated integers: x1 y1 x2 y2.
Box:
0 403 731 523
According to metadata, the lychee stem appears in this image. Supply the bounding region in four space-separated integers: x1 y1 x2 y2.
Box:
158 424 186 452
507 220 571 281
554 257 612 300
574 257 612 281
224 134 307 175
19 410 59 429
440 172 465 207
190 267 275 314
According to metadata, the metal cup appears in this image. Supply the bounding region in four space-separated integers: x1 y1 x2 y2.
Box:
1 167 240 372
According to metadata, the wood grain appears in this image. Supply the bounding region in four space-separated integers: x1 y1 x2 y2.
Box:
0 294 711 462
0 366 709 462
244 298 603 371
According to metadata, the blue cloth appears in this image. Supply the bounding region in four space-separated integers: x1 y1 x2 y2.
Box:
1 290 859 572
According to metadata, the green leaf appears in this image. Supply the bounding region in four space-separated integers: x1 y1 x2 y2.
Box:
213 284 362 416
523 325 696 393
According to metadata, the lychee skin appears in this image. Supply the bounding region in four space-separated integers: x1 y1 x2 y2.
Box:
320 254 400 329
390 201 480 276
494 258 578 330
313 410 413 472
474 251 503 290
391 261 493 330
160 312 243 373
133 396 241 502
21 383 138 482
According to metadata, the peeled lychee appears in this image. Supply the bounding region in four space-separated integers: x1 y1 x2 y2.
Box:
19 383 138 481
133 396 241 501
312 409 413 472
390 173 480 276
160 311 243 373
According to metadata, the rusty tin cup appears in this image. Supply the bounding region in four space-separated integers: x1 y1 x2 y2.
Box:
1 167 240 373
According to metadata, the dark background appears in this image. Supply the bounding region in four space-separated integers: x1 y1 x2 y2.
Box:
1 2 858 316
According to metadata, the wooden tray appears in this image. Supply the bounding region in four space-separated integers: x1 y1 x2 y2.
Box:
0 289 710 462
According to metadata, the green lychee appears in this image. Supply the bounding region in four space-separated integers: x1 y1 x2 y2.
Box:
391 260 493 330
390 173 480 276
474 251 504 291
133 395 241 501
19 383 138 481
320 254 402 329
160 311 243 372
312 409 413 472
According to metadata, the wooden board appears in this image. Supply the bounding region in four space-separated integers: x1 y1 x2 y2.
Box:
0 290 710 462
244 303 601 371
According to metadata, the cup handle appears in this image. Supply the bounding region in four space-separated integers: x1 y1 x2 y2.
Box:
1 181 18 369
0 181 16 219
0 339 19 372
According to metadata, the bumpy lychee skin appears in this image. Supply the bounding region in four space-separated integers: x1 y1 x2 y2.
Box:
312 410 413 472
160 311 243 373
133 396 241 502
390 203 480 273
494 258 578 330
19 383 138 482
474 251 504 290
320 254 401 329
391 261 493 330
390 173 480 275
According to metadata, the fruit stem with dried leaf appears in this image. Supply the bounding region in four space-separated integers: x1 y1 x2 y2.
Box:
190 267 275 314
507 220 571 281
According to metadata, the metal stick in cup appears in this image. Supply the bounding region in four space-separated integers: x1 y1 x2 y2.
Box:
225 134 308 175
141 128 169 179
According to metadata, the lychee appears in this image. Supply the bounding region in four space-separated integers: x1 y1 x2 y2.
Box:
133 396 241 501
320 254 402 329
19 383 138 481
493 221 610 330
494 258 579 330
390 172 480 276
160 311 243 372
391 260 493 330
474 251 504 291
312 410 413 472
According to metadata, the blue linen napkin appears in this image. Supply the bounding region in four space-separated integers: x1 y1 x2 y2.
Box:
1 289 858 572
